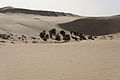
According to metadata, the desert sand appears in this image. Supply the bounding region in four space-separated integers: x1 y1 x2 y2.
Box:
0 7 120 80
60 15 120 35
0 13 82 36
0 13 80 36
0 40 120 80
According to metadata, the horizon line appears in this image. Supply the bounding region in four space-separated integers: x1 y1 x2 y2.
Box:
0 6 119 17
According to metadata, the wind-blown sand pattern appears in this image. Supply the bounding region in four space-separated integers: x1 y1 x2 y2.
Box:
0 7 120 80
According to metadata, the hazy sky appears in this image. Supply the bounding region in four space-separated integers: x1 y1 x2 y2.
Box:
0 0 120 16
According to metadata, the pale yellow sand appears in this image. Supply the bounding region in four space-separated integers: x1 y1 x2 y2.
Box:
0 12 120 80
0 40 120 80
0 13 80 36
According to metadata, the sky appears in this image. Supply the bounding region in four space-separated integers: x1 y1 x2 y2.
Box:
0 0 120 16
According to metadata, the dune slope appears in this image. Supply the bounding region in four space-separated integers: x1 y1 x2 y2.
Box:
0 13 79 36
60 16 120 35
0 6 80 36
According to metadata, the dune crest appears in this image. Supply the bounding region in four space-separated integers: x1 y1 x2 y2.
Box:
0 6 79 17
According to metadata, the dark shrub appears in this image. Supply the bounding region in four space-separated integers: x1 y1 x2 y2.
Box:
49 28 56 36
45 34 49 39
32 41 38 43
73 32 79 36
43 37 47 41
22 35 27 38
78 33 87 40
10 33 13 36
70 31 73 35
0 34 9 40
18 37 21 39
11 41 15 44
94 36 98 38
6 35 11 38
71 36 78 41
31 37 36 40
49 32 53 39
60 30 65 36
63 34 71 41
55 33 61 41
39 30 46 39
88 36 94 40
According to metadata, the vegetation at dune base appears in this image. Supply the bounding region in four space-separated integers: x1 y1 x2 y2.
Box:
39 28 95 42
0 28 95 44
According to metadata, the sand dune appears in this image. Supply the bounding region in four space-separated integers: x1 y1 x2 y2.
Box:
0 13 79 36
0 6 80 36
1 7 120 36
0 7 120 80
60 15 120 35
0 6 79 17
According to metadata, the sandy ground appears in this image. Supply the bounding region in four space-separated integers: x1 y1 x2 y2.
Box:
0 12 120 80
0 40 120 80
0 13 80 36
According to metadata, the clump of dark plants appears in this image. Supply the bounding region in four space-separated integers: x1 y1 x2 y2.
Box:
63 34 71 41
